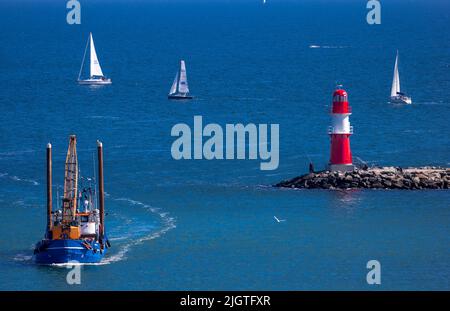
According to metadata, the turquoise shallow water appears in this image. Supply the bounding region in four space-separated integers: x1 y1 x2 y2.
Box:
0 0 449 290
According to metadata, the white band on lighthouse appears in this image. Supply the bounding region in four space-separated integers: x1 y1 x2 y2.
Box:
329 114 353 134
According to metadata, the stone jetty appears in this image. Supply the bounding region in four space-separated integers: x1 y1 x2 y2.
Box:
275 167 450 190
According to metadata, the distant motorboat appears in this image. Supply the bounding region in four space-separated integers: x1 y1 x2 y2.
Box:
168 60 193 100
78 33 112 85
390 50 411 104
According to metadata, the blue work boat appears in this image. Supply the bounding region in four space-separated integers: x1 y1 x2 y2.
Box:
33 136 110 265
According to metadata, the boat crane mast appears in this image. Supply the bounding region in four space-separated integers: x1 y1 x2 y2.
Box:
63 135 78 224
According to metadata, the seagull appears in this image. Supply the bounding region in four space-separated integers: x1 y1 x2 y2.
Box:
274 216 286 223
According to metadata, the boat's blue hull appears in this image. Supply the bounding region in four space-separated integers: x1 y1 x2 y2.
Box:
33 239 107 265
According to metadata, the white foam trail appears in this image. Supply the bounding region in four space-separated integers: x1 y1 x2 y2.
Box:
410 101 449 107
1 172 39 186
13 200 28 207
309 45 347 49
85 115 120 120
108 236 129 242
13 253 33 262
0 149 36 157
100 197 176 265
11 175 39 186
324 45 347 49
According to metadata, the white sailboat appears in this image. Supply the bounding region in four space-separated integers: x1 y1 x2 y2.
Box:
78 33 112 85
168 60 193 99
390 50 411 104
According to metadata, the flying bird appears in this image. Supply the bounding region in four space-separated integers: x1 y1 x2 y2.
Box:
274 216 286 223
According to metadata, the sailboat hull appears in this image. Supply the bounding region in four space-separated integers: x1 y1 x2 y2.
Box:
390 96 412 105
78 79 112 85
33 239 107 265
168 94 193 100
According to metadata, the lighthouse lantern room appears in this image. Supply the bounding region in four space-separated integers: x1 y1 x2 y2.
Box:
328 87 355 172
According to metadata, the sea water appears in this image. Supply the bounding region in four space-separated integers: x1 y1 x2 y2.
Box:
0 0 449 290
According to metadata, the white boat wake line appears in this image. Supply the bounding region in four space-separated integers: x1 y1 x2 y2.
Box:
84 115 120 120
100 197 176 265
309 45 348 49
10 175 40 186
0 149 36 157
0 172 40 186
13 253 33 262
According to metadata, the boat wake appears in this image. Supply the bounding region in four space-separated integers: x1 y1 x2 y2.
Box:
410 101 448 106
309 45 348 49
0 149 36 157
100 196 176 265
84 115 120 120
10 175 39 186
13 253 33 262
0 172 39 186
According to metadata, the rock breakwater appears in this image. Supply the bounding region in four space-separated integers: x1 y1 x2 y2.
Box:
275 167 450 190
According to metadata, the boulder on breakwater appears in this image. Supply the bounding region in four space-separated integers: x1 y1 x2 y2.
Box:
275 167 450 190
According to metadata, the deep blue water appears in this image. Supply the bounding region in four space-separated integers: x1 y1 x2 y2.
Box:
0 0 449 290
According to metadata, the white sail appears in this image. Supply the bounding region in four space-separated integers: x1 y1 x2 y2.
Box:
391 51 400 97
178 60 189 94
169 72 179 95
90 33 104 77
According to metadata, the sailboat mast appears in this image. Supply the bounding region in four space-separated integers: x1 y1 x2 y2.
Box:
78 35 90 81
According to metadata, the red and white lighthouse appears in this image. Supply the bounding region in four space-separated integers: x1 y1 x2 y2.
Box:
328 88 354 172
